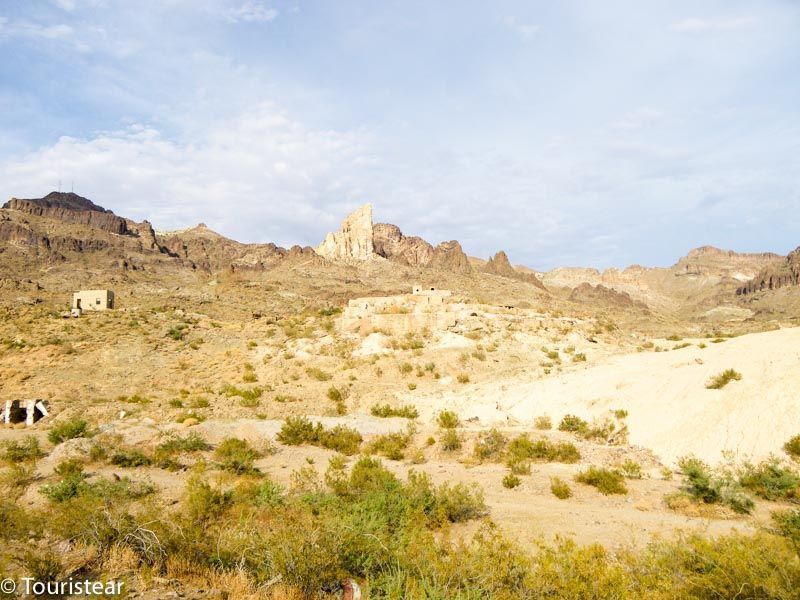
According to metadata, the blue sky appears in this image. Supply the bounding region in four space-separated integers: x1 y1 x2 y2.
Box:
0 0 798 270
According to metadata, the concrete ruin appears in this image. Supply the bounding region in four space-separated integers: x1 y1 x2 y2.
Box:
72 289 114 312
3 399 48 426
339 285 466 335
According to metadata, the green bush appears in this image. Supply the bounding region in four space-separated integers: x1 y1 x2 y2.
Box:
367 432 411 460
550 477 572 499
437 410 460 429
506 434 580 464
220 384 263 403
473 429 508 461
214 438 261 474
738 459 800 501
706 368 742 389
370 403 419 419
772 509 800 550
440 429 462 452
618 459 643 479
48 418 89 444
575 467 627 495
558 414 588 434
534 415 552 430
678 457 754 514
502 473 521 489
276 417 362 455
784 434 800 460
110 448 152 468
3 436 45 463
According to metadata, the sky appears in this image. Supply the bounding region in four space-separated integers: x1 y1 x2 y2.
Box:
0 0 798 270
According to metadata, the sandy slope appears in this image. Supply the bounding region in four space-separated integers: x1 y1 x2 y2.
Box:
413 327 800 465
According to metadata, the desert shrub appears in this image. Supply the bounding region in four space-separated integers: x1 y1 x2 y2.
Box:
370 403 419 419
437 410 460 429
306 367 332 381
153 433 209 468
502 473 521 489
277 416 321 445
473 429 508 461
220 384 263 403
168 323 189 340
618 459 643 479
434 481 488 522
558 414 588 434
48 418 89 444
534 415 552 430
326 386 344 403
456 372 470 384
572 353 587 362
575 466 627 495
3 436 45 463
214 437 261 474
110 448 152 468
398 362 413 375
706 368 742 389
678 457 754 514
772 509 800 550
784 434 800 460
367 432 411 460
550 477 572 499
276 417 361 455
506 434 580 464
185 477 234 522
738 459 800 501
318 425 363 455
440 429 462 452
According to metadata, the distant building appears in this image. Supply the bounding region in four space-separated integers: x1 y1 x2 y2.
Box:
72 289 114 312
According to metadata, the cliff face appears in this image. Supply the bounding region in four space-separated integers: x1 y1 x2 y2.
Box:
3 193 129 235
429 240 472 274
373 223 435 266
315 204 375 261
737 247 800 295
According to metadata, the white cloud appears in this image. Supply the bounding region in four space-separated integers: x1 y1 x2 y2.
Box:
670 16 756 33
502 16 540 39
0 103 373 247
223 1 278 24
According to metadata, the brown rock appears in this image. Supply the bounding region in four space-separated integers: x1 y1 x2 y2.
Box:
316 203 375 261
429 240 472 274
373 223 434 266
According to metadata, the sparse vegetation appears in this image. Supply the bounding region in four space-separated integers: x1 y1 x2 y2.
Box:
214 437 261 474
534 415 552 430
576 466 628 495
371 403 419 419
550 477 572 499
48 418 89 444
437 410 460 429
706 368 742 389
277 416 362 455
502 473 521 489
784 434 800 461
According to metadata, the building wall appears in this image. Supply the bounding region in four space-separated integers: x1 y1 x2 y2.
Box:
72 289 114 311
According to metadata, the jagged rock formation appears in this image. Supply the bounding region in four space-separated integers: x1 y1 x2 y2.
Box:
373 223 434 266
737 247 800 295
482 250 546 289
429 240 472 274
316 204 375 261
3 192 130 235
158 223 316 272
569 282 648 310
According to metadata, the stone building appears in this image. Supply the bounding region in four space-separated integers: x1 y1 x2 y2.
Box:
72 289 115 312
339 285 463 335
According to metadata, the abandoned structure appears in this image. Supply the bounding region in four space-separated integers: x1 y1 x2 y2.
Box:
339 285 465 335
72 289 114 312
3 399 48 426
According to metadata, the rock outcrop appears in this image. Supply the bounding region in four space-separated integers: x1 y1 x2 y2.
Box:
3 192 129 235
373 223 434 266
482 250 546 289
569 282 649 310
429 240 472 274
316 204 375 261
737 247 800 295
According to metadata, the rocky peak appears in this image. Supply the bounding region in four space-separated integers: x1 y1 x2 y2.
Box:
3 191 113 213
429 240 472 274
737 246 800 295
482 250 546 289
373 222 434 266
316 203 375 261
